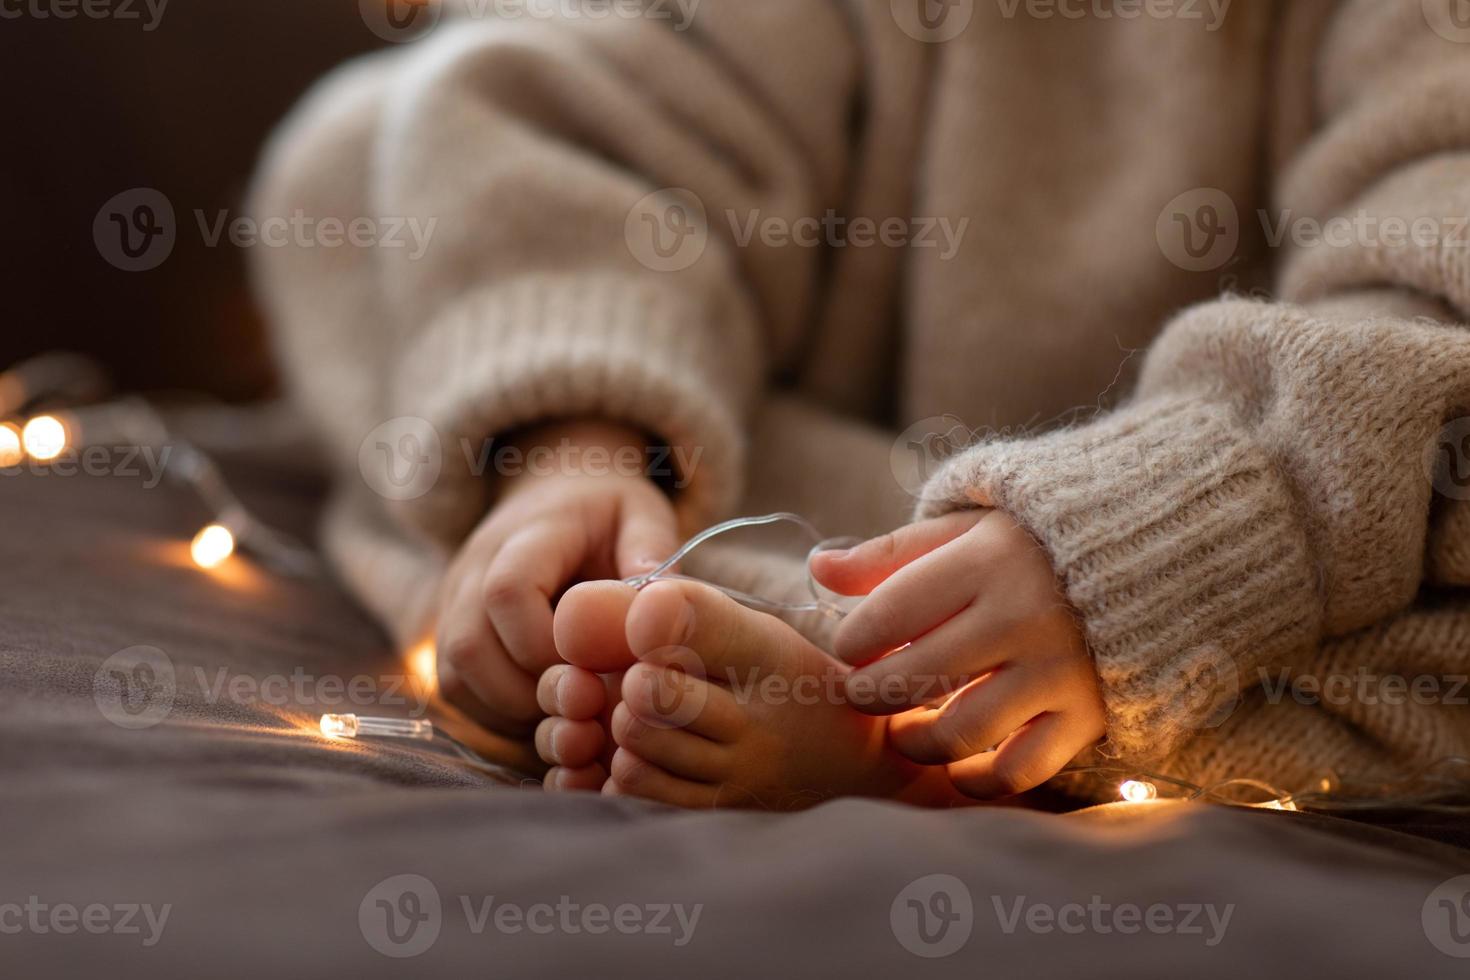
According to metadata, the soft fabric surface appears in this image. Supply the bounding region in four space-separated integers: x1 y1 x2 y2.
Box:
5 465 1470 978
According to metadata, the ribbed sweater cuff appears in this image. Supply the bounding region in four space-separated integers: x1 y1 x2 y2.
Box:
381 275 752 546
915 398 1322 763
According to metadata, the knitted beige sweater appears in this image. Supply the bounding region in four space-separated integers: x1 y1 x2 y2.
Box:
250 0 1470 801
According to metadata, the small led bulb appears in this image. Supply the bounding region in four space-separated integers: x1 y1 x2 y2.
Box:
319 713 433 741
21 414 68 461
1120 779 1158 803
0 422 21 467
190 523 236 569
408 640 437 693
320 713 361 738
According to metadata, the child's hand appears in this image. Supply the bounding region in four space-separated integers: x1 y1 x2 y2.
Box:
810 510 1106 799
434 421 679 741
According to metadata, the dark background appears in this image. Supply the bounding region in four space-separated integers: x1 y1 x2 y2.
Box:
2 2 389 399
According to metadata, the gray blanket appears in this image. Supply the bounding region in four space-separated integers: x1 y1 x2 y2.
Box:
5 463 1469 978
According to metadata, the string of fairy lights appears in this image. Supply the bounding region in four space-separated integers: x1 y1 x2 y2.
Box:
5 351 1470 810
0 355 321 576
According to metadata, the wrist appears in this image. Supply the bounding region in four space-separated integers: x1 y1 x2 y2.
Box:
507 419 650 455
495 419 660 496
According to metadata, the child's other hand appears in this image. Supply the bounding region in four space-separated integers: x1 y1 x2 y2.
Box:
434 421 679 740
810 510 1105 799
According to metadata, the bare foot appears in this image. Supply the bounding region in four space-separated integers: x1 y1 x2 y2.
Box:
534 664 618 791
533 581 636 791
552 579 967 809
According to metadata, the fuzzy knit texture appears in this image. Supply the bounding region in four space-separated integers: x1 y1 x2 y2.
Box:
250 0 1470 802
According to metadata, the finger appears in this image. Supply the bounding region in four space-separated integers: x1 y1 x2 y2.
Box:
810 510 982 596
843 606 1010 713
437 576 541 736
554 581 639 672
534 715 605 769
537 664 608 721
437 656 540 737
833 529 1005 668
484 525 581 674
886 667 1046 764
544 764 608 793
947 711 1092 799
614 484 680 579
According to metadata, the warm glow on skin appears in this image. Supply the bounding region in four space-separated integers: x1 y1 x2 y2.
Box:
190 523 236 569
21 415 67 461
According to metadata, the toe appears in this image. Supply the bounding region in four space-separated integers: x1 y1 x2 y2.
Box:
610 702 732 783
625 580 796 679
554 581 639 672
621 663 747 742
606 748 720 808
536 664 606 721
534 716 605 769
544 764 608 793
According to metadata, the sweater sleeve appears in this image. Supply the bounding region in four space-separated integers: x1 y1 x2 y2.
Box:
248 2 863 548
916 0 1470 770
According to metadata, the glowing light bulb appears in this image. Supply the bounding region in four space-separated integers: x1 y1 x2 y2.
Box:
1120 779 1158 803
408 640 437 693
190 523 236 569
319 713 433 740
21 415 67 461
0 422 21 467
319 713 360 738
